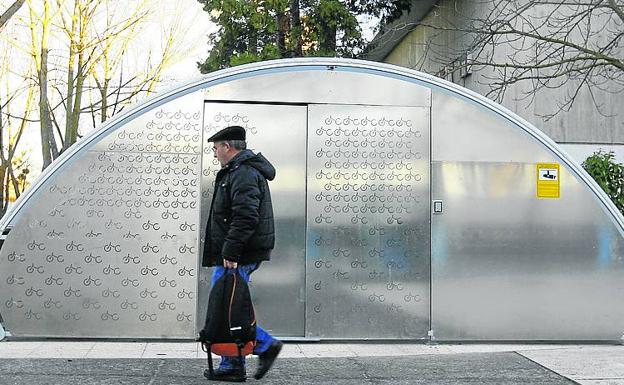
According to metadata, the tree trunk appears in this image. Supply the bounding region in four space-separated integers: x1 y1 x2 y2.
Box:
289 0 302 57
276 10 287 57
249 28 258 56
7 165 19 201
0 0 26 30
67 49 85 149
1 173 8 217
33 1 55 169
0 167 6 216
8 84 33 200
64 0 79 149
100 79 109 123
0 95 6 216
63 0 89 151
100 34 111 123
38 54 53 169
608 0 624 23
320 22 336 55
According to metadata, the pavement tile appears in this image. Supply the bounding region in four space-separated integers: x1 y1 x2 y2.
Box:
23 341 94 358
399 343 454 355
0 375 151 385
298 343 355 357
259 353 574 384
0 341 43 348
84 347 147 356
447 344 568 354
0 351 39 358
263 343 305 358
0 341 42 351
0 359 160 376
144 342 197 351
519 346 624 381
0 354 578 385
141 351 197 358
149 378 215 385
0 341 621 384
84 352 145 358
28 349 91 359
90 342 147 350
33 341 95 350
347 343 408 357
84 342 146 358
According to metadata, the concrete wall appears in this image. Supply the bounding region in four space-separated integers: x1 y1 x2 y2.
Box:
383 0 624 162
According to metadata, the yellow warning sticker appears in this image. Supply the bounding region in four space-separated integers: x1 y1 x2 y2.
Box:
536 163 560 198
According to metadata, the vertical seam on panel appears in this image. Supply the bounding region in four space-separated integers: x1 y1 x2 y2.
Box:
304 104 309 338
428 100 433 340
195 100 208 337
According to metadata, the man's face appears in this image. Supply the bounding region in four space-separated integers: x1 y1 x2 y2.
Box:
212 141 230 167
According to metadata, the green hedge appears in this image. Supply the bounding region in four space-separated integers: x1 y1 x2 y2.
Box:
582 150 624 215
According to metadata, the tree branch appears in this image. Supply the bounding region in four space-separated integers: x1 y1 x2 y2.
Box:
0 0 25 30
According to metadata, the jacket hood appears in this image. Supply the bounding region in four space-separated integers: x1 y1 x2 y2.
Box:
228 149 276 181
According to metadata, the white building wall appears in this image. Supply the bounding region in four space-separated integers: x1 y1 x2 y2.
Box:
382 0 624 164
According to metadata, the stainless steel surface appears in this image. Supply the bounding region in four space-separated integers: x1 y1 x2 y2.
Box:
203 70 431 107
306 104 431 339
0 59 622 340
198 103 307 337
0 96 202 338
430 88 624 340
432 92 554 164
431 161 624 340
4 59 622 234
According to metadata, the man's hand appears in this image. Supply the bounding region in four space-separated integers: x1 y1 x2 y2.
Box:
223 258 238 269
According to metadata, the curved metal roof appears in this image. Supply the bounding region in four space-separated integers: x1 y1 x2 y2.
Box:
2 58 623 234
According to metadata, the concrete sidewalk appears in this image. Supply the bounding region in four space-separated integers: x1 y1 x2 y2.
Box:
0 342 622 384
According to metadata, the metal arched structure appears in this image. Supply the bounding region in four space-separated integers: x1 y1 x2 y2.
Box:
1 58 623 341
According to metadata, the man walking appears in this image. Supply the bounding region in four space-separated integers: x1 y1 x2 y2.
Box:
202 125 283 382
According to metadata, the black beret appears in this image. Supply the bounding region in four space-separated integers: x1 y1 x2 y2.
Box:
206 125 246 142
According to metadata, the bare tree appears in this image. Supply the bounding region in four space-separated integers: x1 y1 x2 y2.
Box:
87 1 195 124
0 89 32 217
0 30 33 216
13 0 193 170
27 0 58 168
55 0 151 151
1 1 30 213
378 0 623 119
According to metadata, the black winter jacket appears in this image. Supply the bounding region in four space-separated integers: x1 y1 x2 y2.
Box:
202 149 275 267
